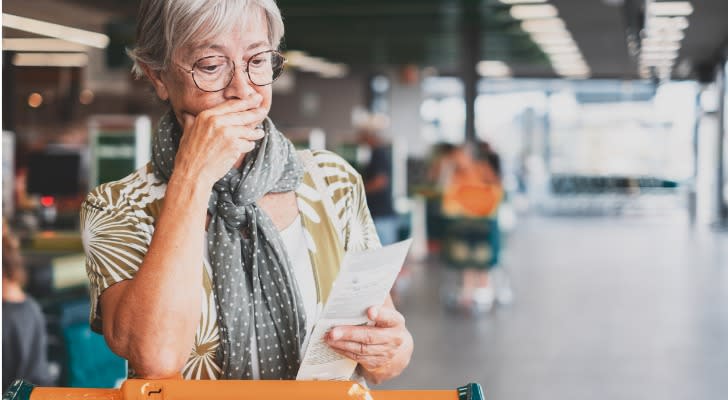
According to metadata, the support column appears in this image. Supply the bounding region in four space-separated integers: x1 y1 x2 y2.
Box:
2 51 16 132
717 59 728 226
461 0 480 143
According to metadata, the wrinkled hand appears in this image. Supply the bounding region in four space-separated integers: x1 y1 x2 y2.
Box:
325 299 413 384
175 96 267 187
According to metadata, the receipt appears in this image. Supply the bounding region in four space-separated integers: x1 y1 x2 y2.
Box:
296 239 413 381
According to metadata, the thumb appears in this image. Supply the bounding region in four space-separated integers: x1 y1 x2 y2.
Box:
182 112 195 130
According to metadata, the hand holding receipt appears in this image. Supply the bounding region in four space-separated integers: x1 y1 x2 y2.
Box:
296 239 413 381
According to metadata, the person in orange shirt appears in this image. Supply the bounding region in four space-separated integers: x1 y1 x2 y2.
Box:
438 144 502 311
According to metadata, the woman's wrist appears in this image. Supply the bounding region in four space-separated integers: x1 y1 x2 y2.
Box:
168 168 215 195
166 171 214 211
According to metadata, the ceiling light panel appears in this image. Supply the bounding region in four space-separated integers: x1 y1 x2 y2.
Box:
649 1 694 17
510 4 559 19
2 13 109 49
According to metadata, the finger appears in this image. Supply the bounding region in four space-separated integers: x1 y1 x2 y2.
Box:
223 126 265 142
212 108 268 128
371 305 405 328
199 95 263 119
329 347 386 367
182 112 195 130
328 326 392 346
326 340 392 357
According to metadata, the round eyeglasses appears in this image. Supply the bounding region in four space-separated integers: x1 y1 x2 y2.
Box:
180 50 286 92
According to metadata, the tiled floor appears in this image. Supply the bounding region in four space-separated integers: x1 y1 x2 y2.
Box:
378 215 728 400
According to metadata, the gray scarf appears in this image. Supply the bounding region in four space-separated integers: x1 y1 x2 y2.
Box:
152 110 307 379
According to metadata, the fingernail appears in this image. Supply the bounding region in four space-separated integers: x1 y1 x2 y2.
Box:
329 329 341 341
370 307 379 320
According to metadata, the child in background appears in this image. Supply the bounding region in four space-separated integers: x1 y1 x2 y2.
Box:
2 219 53 390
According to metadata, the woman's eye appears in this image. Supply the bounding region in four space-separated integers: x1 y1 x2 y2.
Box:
249 58 268 68
198 64 223 73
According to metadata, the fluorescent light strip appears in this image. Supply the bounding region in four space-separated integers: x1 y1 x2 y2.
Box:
640 57 676 65
647 31 685 41
553 64 589 72
284 49 349 79
530 31 574 41
521 18 566 32
13 52 89 67
3 38 88 52
555 65 590 71
640 48 679 56
642 43 681 52
550 56 586 65
642 38 682 46
510 4 558 19
542 44 581 54
499 0 546 4
533 36 575 46
647 16 689 30
649 1 694 17
3 13 109 48
640 53 679 62
513 5 592 78
477 60 512 77
553 62 589 69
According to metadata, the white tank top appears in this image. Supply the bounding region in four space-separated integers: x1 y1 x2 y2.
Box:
204 215 316 379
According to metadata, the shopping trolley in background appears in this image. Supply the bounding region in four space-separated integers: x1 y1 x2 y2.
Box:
4 379 485 400
438 209 514 314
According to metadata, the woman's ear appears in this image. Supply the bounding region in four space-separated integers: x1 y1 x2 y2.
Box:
140 63 169 101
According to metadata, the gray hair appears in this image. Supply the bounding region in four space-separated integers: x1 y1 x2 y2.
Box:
128 0 284 78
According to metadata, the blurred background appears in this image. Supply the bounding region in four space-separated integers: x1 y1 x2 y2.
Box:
2 0 728 399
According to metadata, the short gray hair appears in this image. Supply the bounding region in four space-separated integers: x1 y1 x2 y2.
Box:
128 0 284 78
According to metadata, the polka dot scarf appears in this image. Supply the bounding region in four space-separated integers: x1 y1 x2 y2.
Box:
152 110 307 379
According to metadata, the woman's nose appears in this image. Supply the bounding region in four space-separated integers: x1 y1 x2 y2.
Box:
223 64 256 99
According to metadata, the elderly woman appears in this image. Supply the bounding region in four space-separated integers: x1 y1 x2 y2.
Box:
80 0 412 383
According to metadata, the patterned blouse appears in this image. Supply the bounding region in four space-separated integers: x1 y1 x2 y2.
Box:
80 150 381 379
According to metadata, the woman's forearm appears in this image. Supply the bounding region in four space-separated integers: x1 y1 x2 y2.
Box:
106 173 212 377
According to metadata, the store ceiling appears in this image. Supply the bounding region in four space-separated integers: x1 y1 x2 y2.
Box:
3 0 727 80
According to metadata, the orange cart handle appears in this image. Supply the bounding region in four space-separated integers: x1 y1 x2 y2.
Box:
5 379 483 400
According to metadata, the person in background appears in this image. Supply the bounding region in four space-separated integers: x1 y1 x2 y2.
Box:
80 0 412 383
2 219 53 390
475 140 513 306
476 140 501 181
436 144 503 311
358 114 399 246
